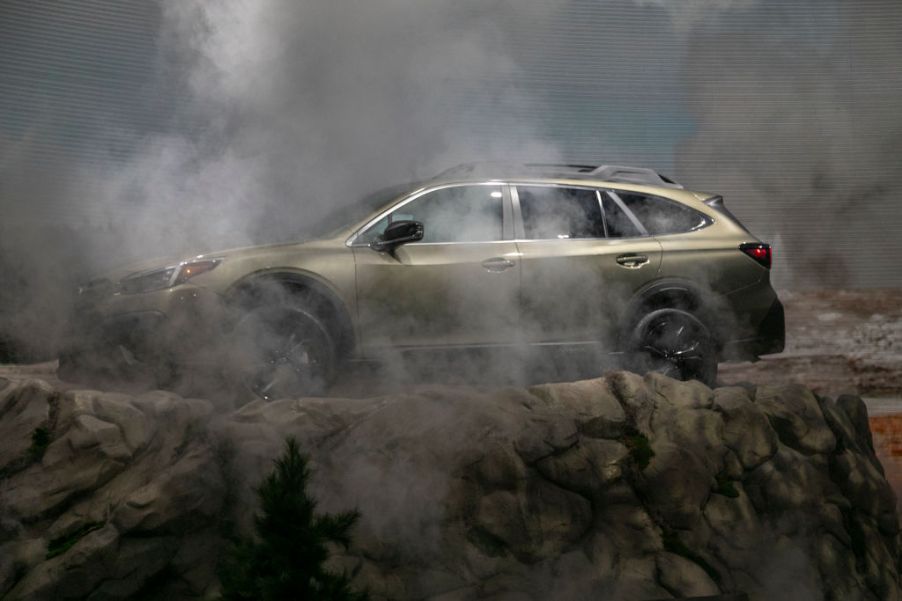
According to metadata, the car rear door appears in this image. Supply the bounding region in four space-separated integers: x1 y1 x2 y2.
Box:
613 190 759 294
352 183 521 352
513 184 663 345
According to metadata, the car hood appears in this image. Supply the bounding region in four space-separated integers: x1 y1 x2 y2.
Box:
93 237 342 284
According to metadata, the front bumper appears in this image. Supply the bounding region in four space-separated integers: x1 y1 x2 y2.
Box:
61 285 228 370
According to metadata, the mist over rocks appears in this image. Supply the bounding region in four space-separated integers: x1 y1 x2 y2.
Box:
0 372 899 600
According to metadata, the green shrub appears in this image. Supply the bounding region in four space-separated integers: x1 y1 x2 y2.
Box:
219 437 367 601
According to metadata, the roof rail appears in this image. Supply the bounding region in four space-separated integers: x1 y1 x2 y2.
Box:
590 165 683 189
524 163 598 173
434 162 682 188
434 162 595 179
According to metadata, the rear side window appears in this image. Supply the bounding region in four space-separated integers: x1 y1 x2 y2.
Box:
518 186 604 239
616 192 712 235
600 193 643 238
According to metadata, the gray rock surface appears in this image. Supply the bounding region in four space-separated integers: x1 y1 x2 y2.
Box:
0 372 899 600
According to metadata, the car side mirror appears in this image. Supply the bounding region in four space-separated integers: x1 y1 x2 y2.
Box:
370 220 424 253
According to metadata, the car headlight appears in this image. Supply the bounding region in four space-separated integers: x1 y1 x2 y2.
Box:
120 259 221 294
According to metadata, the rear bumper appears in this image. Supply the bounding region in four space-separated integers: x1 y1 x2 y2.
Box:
721 297 785 361
755 297 785 354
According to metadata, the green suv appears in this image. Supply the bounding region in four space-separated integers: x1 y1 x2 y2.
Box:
61 163 784 398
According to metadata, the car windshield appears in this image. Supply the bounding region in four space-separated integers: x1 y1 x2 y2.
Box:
303 182 420 239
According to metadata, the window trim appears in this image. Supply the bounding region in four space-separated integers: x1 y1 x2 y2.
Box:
346 181 511 247
604 190 650 238
595 190 610 238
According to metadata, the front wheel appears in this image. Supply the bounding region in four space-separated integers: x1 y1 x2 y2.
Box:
227 304 336 400
628 308 718 387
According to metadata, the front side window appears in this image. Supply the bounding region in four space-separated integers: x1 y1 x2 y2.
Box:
517 186 605 239
359 185 503 244
616 192 712 235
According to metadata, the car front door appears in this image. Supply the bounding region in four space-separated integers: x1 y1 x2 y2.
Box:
352 183 520 352
513 184 663 346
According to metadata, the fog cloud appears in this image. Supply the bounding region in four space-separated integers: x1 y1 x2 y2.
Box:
674 0 902 288
636 0 758 32
99 0 568 253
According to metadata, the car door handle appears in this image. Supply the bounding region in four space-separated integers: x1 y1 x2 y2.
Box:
615 254 649 268
482 257 516 272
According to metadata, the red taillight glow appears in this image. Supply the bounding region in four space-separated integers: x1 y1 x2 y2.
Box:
740 243 771 269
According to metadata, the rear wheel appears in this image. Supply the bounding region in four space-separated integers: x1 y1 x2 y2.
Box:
629 308 717 386
228 304 336 400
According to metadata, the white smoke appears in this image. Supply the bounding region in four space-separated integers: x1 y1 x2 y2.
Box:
80 0 568 259
673 0 902 288
635 0 758 32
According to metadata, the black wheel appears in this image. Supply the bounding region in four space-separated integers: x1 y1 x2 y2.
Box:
629 308 717 386
228 304 336 400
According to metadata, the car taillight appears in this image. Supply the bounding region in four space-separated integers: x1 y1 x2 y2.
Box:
740 242 771 269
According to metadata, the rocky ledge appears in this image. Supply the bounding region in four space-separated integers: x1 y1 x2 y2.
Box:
0 372 900 600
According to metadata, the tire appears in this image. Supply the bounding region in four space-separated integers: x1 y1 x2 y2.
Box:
628 308 718 387
228 303 336 400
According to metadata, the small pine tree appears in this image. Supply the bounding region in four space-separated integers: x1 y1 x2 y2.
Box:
219 437 367 601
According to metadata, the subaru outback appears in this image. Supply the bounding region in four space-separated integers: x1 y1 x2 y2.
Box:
61 163 784 398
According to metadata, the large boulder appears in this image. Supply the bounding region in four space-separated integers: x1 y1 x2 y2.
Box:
0 372 899 600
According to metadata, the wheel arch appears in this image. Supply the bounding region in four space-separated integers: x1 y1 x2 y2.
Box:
225 268 356 359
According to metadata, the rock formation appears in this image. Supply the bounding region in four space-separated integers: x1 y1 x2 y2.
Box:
0 372 899 600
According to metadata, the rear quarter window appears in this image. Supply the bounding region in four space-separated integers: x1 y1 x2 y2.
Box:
616 192 712 235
